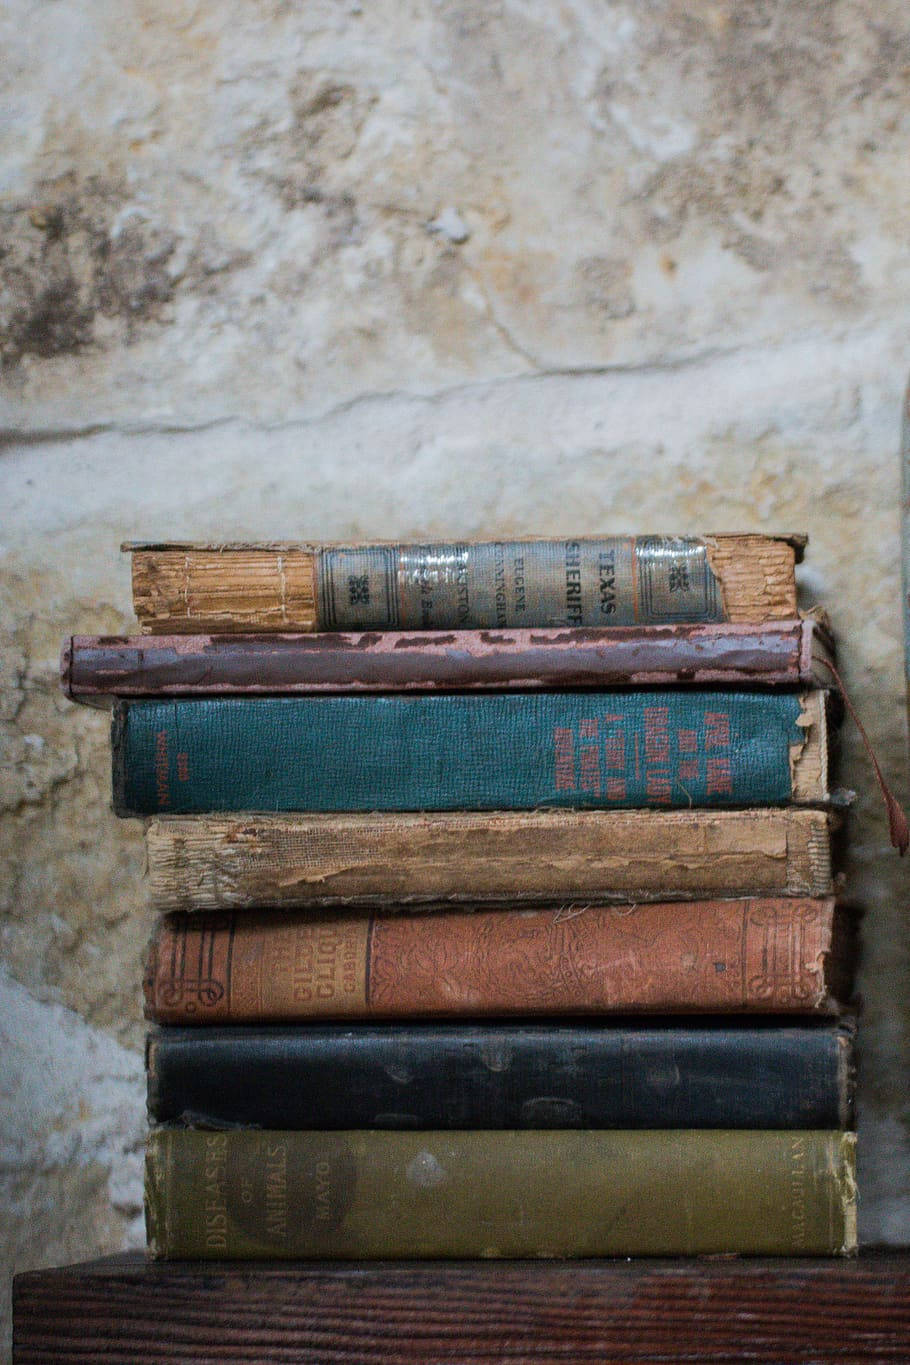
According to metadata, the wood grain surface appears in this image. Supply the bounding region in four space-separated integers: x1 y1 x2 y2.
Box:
13 1251 910 1363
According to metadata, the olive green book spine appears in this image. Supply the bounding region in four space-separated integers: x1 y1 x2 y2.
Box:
146 1129 856 1259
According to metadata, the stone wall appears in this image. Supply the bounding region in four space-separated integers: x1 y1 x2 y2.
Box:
3 0 910 1347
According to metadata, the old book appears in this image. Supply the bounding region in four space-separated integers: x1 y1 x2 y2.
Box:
146 807 837 911
112 690 834 816
63 618 834 704
126 534 805 634
145 1128 857 1257
146 1020 856 1130
144 898 852 1023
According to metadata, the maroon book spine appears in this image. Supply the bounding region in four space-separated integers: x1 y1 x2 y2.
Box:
63 619 830 704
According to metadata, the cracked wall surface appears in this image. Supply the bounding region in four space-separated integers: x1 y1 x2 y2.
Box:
3 0 910 1350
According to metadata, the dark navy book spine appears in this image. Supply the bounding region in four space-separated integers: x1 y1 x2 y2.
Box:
113 690 809 815
146 1022 853 1130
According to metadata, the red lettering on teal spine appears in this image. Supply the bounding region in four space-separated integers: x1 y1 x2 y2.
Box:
579 744 601 795
154 729 169 809
704 711 732 796
644 707 671 804
705 712 731 749
646 772 672 802
678 729 697 754
644 708 670 763
603 716 627 800
603 717 624 769
707 755 733 795
577 717 601 795
554 727 576 791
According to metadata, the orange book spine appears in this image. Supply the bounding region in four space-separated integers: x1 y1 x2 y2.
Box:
144 898 847 1023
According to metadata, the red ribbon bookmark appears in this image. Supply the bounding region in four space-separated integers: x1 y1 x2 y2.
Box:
816 657 909 855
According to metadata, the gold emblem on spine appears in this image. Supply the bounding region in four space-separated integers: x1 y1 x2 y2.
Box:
158 919 225 1012
746 902 819 1004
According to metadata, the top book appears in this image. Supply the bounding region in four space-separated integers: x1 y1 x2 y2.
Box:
125 534 805 634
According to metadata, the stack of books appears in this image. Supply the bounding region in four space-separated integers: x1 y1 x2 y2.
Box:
64 534 858 1258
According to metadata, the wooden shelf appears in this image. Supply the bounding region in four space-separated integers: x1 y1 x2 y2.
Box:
12 1250 910 1363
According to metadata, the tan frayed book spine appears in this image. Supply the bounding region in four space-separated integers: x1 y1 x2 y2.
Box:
144 807 837 912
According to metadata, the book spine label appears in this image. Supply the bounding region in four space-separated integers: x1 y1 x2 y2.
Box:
113 690 815 815
146 1022 855 1130
145 1128 857 1257
144 898 838 1022
145 808 836 911
316 537 723 629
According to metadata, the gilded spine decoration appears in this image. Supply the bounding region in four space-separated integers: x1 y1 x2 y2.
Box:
316 537 723 630
144 898 840 1024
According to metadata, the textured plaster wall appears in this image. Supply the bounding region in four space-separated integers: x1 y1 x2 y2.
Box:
3 0 910 1347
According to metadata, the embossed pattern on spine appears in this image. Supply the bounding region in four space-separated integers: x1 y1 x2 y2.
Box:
317 537 722 629
144 897 842 1023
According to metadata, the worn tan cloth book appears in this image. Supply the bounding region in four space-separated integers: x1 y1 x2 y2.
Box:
145 807 837 912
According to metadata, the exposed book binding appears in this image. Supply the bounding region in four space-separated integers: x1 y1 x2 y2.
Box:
64 618 834 703
144 898 853 1022
111 690 834 816
146 1020 856 1130
145 807 838 911
126 534 805 634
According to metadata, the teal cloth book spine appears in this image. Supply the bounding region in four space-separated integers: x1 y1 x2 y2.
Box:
112 692 811 816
